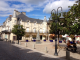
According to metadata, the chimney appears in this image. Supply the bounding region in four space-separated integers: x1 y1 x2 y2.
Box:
13 10 17 18
21 12 26 15
9 15 12 17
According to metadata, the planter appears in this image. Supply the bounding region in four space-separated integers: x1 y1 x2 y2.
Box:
50 40 53 42
59 41 62 43
70 41 73 44
44 40 46 42
33 40 36 42
26 40 28 42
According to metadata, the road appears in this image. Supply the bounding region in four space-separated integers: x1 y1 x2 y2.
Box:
0 40 65 60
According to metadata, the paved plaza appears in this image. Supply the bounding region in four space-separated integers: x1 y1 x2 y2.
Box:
0 40 66 60
17 40 80 60
0 39 80 60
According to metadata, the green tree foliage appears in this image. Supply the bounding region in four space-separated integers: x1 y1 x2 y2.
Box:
49 1 80 40
12 25 25 36
67 2 80 36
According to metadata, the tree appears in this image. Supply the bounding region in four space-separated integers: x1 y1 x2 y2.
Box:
49 12 67 46
66 1 80 40
12 24 25 44
49 2 80 44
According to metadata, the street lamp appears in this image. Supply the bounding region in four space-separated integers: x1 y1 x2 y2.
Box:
50 7 64 56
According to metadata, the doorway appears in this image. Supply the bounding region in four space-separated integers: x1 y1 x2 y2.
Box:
40 35 42 40
13 36 17 40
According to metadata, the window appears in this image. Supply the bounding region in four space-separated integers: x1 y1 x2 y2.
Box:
14 20 16 23
33 28 36 32
26 27 29 32
40 29 42 33
27 22 29 25
43 28 46 33
20 21 22 24
34 22 36 25
40 24 42 25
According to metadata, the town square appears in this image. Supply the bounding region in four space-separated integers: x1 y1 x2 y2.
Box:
0 0 80 60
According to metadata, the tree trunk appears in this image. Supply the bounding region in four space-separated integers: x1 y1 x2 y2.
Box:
18 40 19 44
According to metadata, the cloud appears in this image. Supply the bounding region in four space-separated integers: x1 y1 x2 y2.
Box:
0 0 48 17
43 0 76 14
12 4 34 12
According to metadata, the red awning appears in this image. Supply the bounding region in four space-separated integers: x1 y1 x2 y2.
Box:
67 36 80 37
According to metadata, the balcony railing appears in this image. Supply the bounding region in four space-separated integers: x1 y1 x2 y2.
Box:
25 31 48 34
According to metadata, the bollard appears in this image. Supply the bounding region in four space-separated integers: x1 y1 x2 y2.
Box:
66 50 70 60
15 41 17 44
45 47 47 53
11 40 12 43
25 43 27 47
33 44 35 49
19 42 21 45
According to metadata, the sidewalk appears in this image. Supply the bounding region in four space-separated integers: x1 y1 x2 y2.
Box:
14 40 80 60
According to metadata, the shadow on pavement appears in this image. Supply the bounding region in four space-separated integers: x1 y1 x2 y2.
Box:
0 41 80 60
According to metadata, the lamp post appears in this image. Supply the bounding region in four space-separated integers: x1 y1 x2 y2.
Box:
50 7 64 56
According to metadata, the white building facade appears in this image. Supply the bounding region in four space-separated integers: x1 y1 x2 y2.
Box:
0 10 50 41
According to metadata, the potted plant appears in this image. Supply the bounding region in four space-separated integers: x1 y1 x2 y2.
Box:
43 35 46 41
32 35 36 42
70 34 75 44
26 39 28 42
49 38 53 42
43 39 46 42
25 34 30 37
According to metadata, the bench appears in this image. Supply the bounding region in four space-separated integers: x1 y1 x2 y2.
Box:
66 47 77 52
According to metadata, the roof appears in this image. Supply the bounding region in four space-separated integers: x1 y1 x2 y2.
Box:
17 13 43 24
7 16 12 21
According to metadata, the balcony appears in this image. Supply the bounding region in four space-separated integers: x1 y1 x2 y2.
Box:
1 30 11 34
25 31 48 35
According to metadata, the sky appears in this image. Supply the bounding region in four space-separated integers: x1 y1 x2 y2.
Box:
0 0 78 26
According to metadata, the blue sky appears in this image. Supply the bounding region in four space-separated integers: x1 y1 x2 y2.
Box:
0 0 77 26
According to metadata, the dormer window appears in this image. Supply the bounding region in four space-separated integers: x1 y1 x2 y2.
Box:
27 22 29 25
34 21 37 25
40 24 42 26
34 23 36 25
27 20 29 25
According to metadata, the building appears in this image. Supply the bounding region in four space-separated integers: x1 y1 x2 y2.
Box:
0 10 50 41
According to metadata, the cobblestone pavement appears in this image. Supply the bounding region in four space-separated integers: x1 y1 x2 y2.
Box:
0 41 66 60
